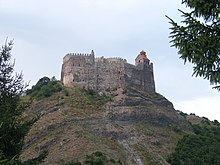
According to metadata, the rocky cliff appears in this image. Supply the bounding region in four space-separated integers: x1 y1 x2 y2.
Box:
21 87 192 165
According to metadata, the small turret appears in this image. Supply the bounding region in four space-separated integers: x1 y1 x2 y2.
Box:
135 50 150 66
91 50 94 56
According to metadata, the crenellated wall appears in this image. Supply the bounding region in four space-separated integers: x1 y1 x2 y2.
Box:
95 57 126 91
61 50 155 93
61 51 95 89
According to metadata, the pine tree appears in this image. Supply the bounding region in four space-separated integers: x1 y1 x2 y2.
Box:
0 40 46 164
166 0 220 90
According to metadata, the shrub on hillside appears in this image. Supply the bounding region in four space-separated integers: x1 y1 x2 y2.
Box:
168 122 220 165
62 151 122 165
27 76 63 99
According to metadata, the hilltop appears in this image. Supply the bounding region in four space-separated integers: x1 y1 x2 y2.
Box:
19 49 220 164
20 81 193 165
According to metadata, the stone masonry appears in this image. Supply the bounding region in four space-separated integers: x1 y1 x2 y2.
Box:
61 50 155 93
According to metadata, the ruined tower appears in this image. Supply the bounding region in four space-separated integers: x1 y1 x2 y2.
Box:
135 50 150 65
124 50 155 92
61 51 95 89
61 50 155 93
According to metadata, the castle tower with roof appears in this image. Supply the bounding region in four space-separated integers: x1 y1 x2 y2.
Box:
135 50 150 65
61 50 155 93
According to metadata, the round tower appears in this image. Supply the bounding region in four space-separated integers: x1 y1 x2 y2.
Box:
135 50 150 65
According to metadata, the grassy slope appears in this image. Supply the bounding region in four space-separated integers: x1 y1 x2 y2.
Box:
21 88 192 165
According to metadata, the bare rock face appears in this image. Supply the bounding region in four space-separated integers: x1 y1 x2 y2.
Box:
21 88 192 165
106 88 192 131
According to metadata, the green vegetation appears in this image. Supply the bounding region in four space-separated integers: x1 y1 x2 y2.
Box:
134 123 184 164
62 151 122 165
170 124 182 134
166 0 220 90
177 110 188 118
168 121 220 165
0 40 46 164
26 76 63 99
26 77 111 109
65 88 112 112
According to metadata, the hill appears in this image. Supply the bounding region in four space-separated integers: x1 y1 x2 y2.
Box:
20 84 193 165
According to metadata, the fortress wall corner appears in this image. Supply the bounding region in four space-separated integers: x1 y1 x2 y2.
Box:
124 62 155 93
61 54 96 89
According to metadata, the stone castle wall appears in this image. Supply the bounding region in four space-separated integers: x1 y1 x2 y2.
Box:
61 51 155 93
95 57 126 91
61 52 95 89
124 62 155 92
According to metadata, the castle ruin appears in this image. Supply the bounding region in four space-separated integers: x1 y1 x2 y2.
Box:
61 50 155 93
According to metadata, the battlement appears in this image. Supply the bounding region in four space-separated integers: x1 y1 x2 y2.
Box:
65 53 93 57
63 50 95 64
95 56 127 63
106 57 127 63
61 50 155 93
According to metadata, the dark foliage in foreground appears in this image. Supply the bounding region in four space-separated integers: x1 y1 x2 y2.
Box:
166 0 220 90
0 40 47 164
168 120 220 165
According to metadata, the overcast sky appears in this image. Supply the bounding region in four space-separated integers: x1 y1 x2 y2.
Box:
0 0 219 121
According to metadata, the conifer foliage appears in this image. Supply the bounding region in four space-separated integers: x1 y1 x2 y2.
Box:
166 0 220 90
0 40 46 164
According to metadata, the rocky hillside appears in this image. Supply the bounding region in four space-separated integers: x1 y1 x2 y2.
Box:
21 87 193 165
